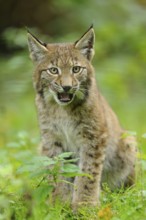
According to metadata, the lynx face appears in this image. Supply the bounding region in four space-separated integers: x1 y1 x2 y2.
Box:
41 51 88 105
27 27 95 105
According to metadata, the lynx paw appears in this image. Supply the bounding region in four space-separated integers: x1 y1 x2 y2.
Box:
72 200 99 212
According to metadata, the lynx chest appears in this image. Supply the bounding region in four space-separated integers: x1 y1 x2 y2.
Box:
42 105 84 153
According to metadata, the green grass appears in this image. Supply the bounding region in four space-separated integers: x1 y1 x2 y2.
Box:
0 95 146 220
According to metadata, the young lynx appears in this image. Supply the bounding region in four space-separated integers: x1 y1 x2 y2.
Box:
27 26 137 209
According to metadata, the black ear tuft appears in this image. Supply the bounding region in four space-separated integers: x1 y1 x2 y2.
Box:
27 31 48 64
74 26 95 60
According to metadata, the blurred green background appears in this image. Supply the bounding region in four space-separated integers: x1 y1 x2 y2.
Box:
0 0 146 152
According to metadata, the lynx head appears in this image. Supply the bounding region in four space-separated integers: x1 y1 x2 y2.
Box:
27 26 95 106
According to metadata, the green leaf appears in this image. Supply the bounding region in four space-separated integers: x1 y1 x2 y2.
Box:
17 156 56 174
34 185 54 201
62 172 93 179
57 152 74 159
17 164 40 173
29 170 49 178
64 158 79 163
61 164 79 173
30 156 56 166
61 172 80 177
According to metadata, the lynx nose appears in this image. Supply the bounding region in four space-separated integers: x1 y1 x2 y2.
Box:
62 86 71 92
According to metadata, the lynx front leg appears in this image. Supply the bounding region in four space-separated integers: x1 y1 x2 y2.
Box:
40 138 72 202
72 142 106 210
40 140 63 157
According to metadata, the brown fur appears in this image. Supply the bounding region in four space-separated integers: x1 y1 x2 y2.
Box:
27 27 137 209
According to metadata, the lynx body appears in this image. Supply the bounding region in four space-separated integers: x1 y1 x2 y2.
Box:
27 27 136 209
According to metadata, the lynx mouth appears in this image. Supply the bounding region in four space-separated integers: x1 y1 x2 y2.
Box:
57 92 74 103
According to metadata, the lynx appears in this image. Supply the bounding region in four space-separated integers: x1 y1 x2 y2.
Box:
27 26 137 209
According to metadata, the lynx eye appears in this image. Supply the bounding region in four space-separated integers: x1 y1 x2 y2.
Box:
48 67 59 75
72 66 82 74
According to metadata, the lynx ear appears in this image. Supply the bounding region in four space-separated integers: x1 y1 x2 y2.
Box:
74 26 95 60
27 32 48 64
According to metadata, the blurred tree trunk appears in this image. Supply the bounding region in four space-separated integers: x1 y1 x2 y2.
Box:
0 0 61 35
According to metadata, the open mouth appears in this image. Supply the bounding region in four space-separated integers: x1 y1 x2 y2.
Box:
57 92 74 103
